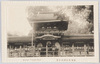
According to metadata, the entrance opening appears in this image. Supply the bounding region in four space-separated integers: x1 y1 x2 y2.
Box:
36 41 60 57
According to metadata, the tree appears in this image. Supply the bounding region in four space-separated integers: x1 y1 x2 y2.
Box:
27 6 94 34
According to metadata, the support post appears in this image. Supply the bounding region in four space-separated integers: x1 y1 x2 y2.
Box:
84 43 87 56
31 22 35 57
87 43 89 55
72 43 74 56
61 42 64 57
58 44 61 57
46 44 48 57
19 46 22 57
10 45 12 49
32 23 33 47
9 45 11 57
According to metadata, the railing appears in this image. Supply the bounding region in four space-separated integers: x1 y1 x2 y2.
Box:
33 31 65 36
8 46 94 57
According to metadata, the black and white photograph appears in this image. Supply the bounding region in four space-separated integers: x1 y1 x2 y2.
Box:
1 1 99 62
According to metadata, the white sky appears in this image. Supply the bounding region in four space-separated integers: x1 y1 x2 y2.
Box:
7 6 32 36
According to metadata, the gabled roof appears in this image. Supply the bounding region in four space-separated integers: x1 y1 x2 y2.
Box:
28 13 58 21
28 12 59 22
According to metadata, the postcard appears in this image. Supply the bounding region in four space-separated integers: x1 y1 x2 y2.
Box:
1 1 99 62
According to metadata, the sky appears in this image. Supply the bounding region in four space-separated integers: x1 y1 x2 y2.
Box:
7 6 32 36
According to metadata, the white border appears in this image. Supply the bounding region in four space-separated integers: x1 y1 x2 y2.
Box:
1 1 99 63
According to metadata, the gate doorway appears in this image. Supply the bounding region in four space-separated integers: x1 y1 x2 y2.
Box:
36 41 60 57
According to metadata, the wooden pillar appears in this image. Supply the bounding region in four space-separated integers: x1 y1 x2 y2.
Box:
84 43 87 56
46 44 48 57
38 47 41 57
19 46 22 57
31 45 35 57
9 45 11 57
60 40 63 57
9 45 12 49
53 50 54 57
61 42 64 57
87 43 89 55
31 22 36 57
31 23 33 47
15 47 17 50
33 42 36 57
38 50 40 57
58 45 61 57
72 43 74 56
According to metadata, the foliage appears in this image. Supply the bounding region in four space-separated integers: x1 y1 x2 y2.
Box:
27 5 94 35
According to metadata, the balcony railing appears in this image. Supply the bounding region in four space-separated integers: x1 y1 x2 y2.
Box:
34 31 65 34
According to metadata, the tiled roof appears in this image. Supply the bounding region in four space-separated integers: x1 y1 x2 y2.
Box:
28 13 58 22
